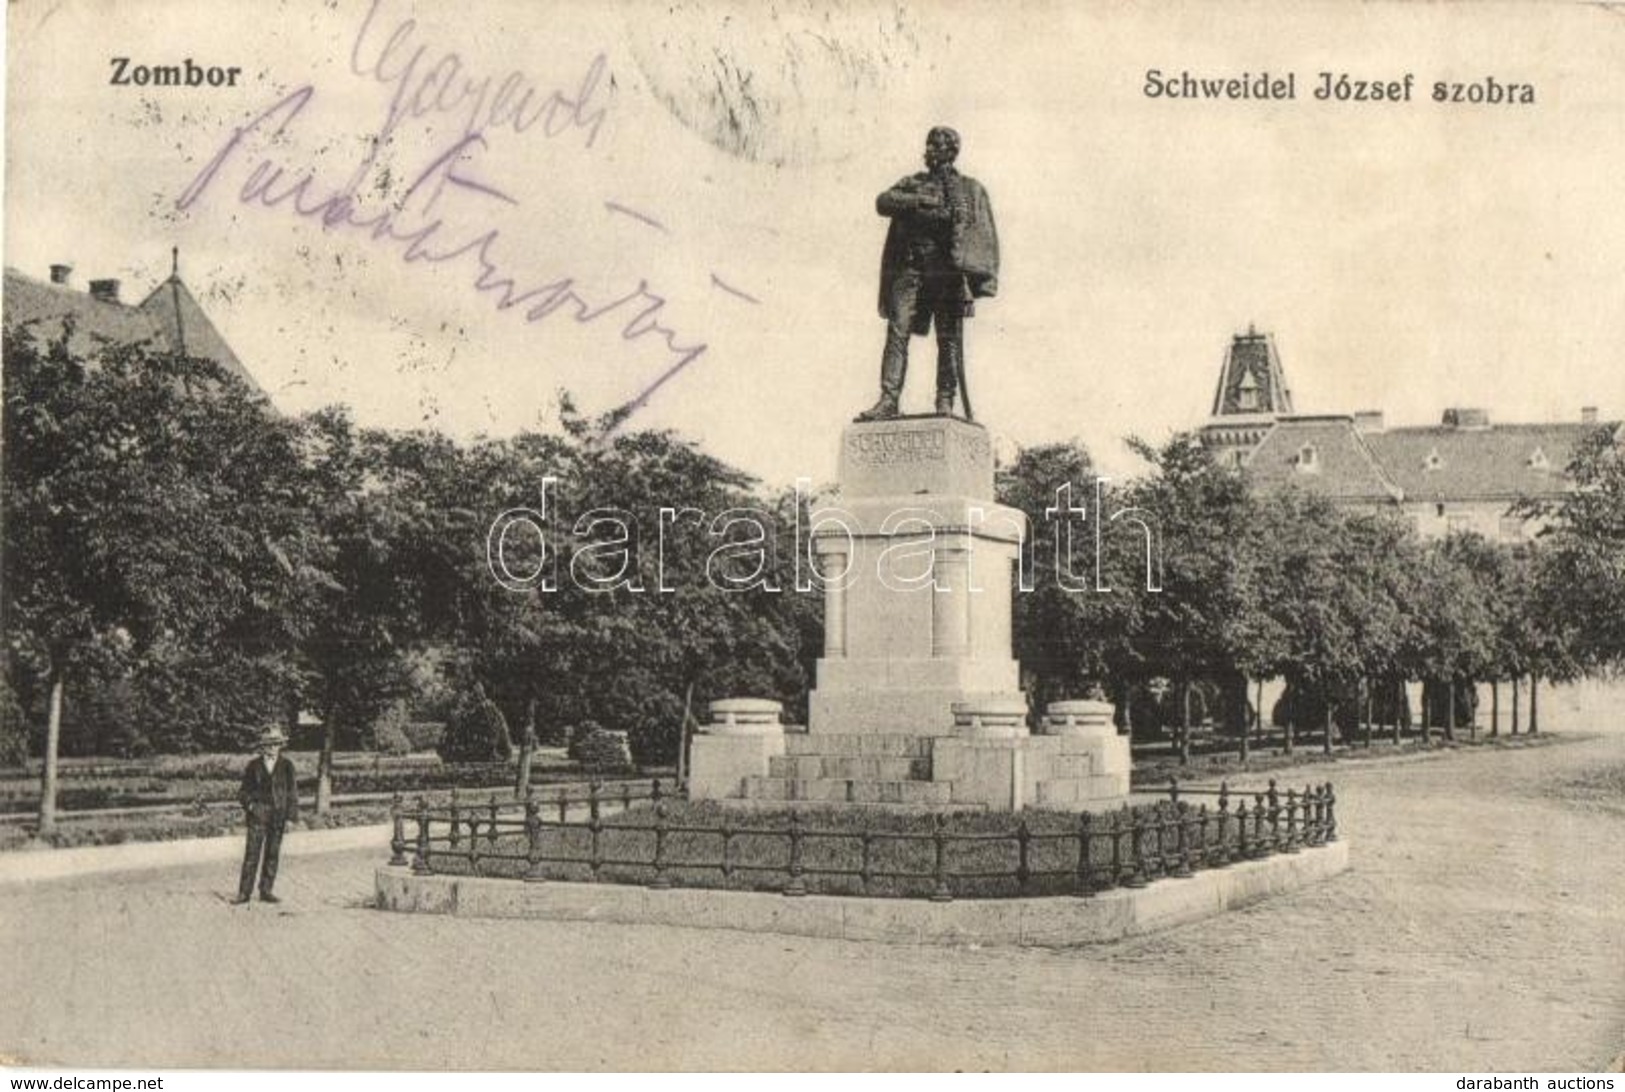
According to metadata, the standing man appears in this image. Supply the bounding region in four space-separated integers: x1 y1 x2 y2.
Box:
858 126 999 422
235 725 299 905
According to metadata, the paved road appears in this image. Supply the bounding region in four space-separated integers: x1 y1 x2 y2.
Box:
2 734 1622 1071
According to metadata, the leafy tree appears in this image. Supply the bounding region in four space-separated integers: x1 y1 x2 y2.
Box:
998 441 1145 716
2 329 322 828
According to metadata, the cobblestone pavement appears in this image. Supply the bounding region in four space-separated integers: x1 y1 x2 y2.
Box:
2 733 1622 1071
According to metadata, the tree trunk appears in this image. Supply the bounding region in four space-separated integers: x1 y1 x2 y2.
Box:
315 717 334 815
38 674 65 836
1392 677 1402 746
515 698 538 799
1239 676 1251 764
1445 678 1457 743
1179 680 1191 765
1529 674 1539 735
1363 678 1374 748
677 681 699 790
1490 679 1499 738
1255 677 1265 746
1511 676 1521 735
1323 700 1334 756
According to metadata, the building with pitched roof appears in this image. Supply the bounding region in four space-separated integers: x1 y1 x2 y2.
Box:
2 253 258 392
1200 328 1620 542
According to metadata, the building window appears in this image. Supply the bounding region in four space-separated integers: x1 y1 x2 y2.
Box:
1424 448 1444 472
1237 371 1261 412
1436 503 1446 517
1297 444 1319 473
1527 446 1550 470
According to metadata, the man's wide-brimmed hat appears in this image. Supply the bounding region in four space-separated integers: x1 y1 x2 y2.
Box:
256 726 290 747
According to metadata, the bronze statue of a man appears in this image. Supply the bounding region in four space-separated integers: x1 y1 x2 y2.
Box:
857 126 1000 422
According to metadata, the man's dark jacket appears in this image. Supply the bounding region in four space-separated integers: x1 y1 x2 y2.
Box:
238 756 300 825
876 168 1000 330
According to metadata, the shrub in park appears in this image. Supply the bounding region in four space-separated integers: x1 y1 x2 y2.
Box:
437 685 513 763
574 727 635 774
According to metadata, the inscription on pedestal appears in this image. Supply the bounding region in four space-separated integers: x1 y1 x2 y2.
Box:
839 418 994 499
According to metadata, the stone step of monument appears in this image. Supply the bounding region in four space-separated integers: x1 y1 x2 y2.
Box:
743 776 954 806
1035 775 1127 807
715 798 987 813
1047 753 1097 779
767 755 933 781
783 733 935 759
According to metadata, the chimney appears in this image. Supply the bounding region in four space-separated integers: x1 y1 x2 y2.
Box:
49 264 72 286
1581 406 1599 425
1442 407 1489 430
1353 410 1385 433
88 278 121 303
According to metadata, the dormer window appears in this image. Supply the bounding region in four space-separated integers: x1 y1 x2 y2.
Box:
1236 371 1261 412
1527 446 1550 470
1297 444 1320 473
1423 447 1444 472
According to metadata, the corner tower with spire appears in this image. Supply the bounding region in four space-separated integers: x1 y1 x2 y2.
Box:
1200 325 1294 466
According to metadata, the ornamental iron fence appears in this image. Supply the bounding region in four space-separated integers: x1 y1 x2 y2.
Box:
387 776 1337 901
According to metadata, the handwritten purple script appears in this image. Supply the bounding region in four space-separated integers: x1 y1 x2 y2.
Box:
175 3 759 430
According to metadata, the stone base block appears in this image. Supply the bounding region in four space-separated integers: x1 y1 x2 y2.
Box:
809 687 1028 736
768 755 931 781
375 839 1350 947
743 776 953 806
783 733 933 758
688 732 786 801
934 733 1131 811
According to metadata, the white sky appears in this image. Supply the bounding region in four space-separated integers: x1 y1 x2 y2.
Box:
6 0 1624 487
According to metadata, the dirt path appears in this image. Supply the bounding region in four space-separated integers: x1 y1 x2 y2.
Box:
2 733 1621 1071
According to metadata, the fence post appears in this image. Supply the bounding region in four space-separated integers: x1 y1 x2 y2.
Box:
1173 804 1192 877
1267 781 1281 854
1016 817 1032 894
449 787 462 848
1168 775 1180 807
930 812 954 902
651 778 663 805
784 810 807 897
1197 804 1211 870
1236 799 1250 861
1255 792 1269 857
720 818 734 884
487 793 500 853
557 787 568 824
1324 783 1338 842
412 795 433 876
1283 789 1300 853
621 781 632 810
649 802 673 890
1216 783 1231 866
1111 807 1128 887
588 782 603 883
523 793 545 884
1075 811 1094 897
1126 808 1149 888
389 792 408 866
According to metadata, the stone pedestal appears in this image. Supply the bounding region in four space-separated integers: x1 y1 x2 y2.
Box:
687 699 787 802
808 417 1028 736
688 416 1129 812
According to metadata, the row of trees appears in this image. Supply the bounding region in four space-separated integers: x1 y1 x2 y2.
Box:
1002 431 1624 742
5 328 1623 827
